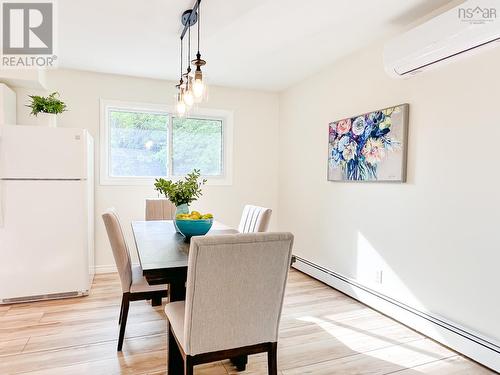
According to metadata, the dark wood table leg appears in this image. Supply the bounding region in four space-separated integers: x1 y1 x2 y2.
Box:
169 280 186 302
151 295 162 306
231 354 248 371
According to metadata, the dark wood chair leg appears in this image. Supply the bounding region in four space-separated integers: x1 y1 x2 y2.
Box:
118 294 124 325
117 293 130 351
231 355 248 371
169 280 186 302
168 322 184 375
267 342 278 375
184 355 194 375
151 295 162 306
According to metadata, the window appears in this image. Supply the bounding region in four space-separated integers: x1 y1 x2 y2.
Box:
109 109 168 177
172 117 223 176
100 100 232 185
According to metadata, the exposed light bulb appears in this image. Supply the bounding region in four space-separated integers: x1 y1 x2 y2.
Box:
192 62 206 100
193 78 204 98
176 90 186 116
176 100 186 116
184 89 194 106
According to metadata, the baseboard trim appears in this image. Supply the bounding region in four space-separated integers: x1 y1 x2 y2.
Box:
95 263 141 274
94 264 117 274
292 255 500 372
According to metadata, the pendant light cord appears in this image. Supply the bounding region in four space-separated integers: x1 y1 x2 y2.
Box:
180 38 183 81
197 0 200 55
188 24 191 69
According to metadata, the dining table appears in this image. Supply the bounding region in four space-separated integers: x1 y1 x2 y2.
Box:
131 219 248 370
131 219 238 300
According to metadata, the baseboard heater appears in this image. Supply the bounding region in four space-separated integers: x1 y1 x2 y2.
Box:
292 255 500 372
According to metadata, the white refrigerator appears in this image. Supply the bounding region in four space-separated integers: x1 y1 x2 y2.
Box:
0 125 95 303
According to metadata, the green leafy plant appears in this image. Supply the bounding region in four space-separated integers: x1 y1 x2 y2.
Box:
154 169 207 206
27 92 67 116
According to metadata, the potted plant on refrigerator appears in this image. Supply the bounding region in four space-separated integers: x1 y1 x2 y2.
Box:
27 92 67 127
154 169 207 232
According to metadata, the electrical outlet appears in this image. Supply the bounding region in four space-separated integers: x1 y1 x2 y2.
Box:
375 270 383 284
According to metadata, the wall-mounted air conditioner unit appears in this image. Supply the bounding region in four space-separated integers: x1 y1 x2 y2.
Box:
384 0 500 78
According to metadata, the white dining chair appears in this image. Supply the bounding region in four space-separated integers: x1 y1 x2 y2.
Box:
145 198 175 221
164 232 294 375
102 208 168 351
238 205 272 233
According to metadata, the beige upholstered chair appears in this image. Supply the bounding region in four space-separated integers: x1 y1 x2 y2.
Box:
165 232 294 375
145 198 175 221
238 205 272 233
102 209 168 351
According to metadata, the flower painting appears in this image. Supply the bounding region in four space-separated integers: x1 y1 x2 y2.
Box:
328 104 409 182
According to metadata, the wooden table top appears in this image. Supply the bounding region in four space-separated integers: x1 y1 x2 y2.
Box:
131 220 238 274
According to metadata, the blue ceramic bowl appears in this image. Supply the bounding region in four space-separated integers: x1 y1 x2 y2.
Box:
175 218 213 239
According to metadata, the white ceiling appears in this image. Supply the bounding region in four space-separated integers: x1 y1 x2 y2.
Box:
58 0 453 91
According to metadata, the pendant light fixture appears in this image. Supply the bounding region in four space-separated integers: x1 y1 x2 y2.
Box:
191 0 206 101
175 0 206 116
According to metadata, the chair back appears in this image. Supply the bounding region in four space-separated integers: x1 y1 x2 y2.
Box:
145 198 175 221
102 209 132 293
238 205 272 233
183 232 294 355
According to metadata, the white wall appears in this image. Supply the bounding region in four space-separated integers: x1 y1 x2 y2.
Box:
14 69 280 269
278 44 500 342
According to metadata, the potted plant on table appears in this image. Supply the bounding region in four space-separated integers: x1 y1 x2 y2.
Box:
27 92 67 127
154 169 207 231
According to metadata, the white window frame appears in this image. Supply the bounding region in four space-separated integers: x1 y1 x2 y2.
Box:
99 99 233 186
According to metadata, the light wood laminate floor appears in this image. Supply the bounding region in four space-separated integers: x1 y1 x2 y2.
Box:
0 270 493 375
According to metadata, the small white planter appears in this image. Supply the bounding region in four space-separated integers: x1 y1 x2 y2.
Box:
37 113 57 127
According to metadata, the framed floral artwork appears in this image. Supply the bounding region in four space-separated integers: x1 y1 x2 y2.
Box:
328 104 409 182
